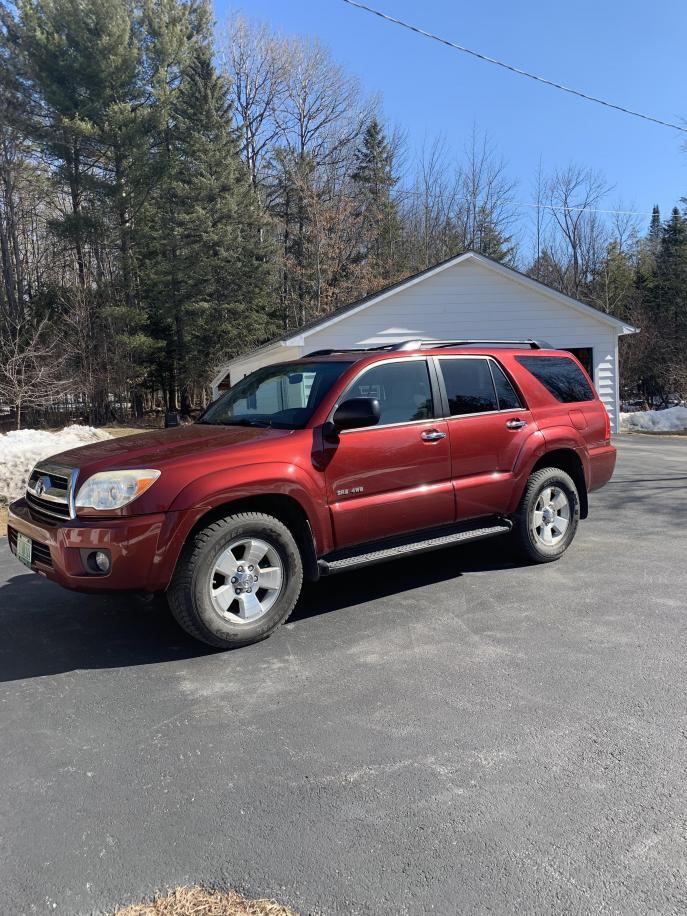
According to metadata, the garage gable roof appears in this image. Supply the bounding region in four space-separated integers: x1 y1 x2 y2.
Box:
212 250 637 386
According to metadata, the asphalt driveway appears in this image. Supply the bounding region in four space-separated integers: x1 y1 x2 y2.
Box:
1 436 686 915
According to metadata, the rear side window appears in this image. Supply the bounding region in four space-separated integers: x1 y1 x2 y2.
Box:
516 355 595 403
439 358 498 415
344 359 433 426
490 361 523 410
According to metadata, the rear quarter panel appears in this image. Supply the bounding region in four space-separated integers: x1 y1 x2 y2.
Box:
493 350 616 508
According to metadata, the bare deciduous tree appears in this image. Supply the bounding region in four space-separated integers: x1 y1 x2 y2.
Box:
455 128 516 260
543 164 611 298
244 31 375 327
0 316 73 428
219 13 288 186
273 37 373 167
401 129 517 271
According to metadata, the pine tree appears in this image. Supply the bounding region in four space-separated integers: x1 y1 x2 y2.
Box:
527 250 561 289
16 0 156 420
18 0 142 286
268 148 319 329
173 45 272 377
139 38 272 408
0 4 31 321
655 207 687 337
635 205 661 295
648 205 661 247
135 0 213 408
352 118 403 285
591 241 636 317
631 205 687 406
473 206 515 263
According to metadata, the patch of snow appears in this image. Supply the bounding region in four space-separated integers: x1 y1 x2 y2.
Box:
620 406 687 433
0 425 111 506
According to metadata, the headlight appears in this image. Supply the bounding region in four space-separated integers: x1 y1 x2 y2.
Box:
75 469 161 511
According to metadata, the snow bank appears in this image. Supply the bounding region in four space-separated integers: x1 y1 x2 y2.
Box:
0 425 111 506
620 405 687 433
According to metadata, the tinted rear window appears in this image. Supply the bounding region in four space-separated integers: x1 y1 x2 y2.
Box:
439 358 498 415
516 356 595 403
490 361 523 410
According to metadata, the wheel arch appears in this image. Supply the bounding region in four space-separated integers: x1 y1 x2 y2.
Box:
529 449 588 518
175 494 320 583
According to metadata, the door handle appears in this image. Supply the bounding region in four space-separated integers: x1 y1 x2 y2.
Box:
506 418 527 430
421 429 446 441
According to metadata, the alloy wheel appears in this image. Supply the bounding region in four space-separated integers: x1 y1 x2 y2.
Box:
530 485 571 547
209 537 284 623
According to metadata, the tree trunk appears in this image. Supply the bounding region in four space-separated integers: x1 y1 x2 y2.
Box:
115 148 135 310
0 208 17 318
66 136 86 287
282 188 290 330
2 161 25 309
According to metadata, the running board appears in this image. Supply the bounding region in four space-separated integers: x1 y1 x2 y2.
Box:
318 519 512 576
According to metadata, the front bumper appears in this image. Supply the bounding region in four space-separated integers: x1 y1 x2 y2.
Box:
7 498 173 593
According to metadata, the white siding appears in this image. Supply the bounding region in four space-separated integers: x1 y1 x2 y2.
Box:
303 260 621 430
215 258 625 431
223 345 302 387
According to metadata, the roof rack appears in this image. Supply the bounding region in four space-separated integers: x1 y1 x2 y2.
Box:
305 338 551 357
416 338 551 350
304 342 414 357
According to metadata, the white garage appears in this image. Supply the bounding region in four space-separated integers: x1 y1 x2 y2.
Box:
212 251 637 432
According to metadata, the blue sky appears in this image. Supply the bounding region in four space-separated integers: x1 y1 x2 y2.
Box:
216 0 687 242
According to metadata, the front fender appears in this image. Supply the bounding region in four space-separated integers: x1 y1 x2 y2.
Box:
168 461 332 553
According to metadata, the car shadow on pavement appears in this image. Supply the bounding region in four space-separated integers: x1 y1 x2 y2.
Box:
289 537 525 622
0 538 525 683
0 567 217 683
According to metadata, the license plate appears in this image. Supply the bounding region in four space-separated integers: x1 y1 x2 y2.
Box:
16 532 32 567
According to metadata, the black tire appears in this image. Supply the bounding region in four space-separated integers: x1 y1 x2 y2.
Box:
512 467 580 563
167 512 303 649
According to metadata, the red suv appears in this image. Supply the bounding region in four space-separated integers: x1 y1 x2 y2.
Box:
7 340 615 649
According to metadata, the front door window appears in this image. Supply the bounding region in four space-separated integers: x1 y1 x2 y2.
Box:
342 359 433 426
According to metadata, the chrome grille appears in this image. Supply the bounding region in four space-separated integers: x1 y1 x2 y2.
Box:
26 464 75 520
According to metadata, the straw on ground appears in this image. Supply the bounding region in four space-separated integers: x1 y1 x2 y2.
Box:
114 886 297 916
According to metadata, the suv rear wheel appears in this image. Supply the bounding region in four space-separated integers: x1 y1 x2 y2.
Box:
167 512 303 649
513 467 580 563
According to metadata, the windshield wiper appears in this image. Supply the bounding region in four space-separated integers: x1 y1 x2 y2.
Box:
219 417 272 428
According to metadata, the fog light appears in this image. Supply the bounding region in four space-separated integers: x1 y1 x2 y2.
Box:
84 549 112 574
94 550 110 572
80 548 112 575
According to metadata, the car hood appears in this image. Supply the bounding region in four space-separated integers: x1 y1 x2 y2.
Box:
47 423 294 474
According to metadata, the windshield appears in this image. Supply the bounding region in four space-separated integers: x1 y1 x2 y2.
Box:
199 360 353 429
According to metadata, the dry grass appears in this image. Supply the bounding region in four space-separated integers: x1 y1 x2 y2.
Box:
102 425 154 438
114 887 297 916
0 507 7 538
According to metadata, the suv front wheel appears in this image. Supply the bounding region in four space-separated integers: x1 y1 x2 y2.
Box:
167 512 304 649
513 467 580 563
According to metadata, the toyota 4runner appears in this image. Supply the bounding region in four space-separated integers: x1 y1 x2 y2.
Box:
7 339 616 649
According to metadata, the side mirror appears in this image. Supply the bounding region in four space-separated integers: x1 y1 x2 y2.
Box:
331 397 381 432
